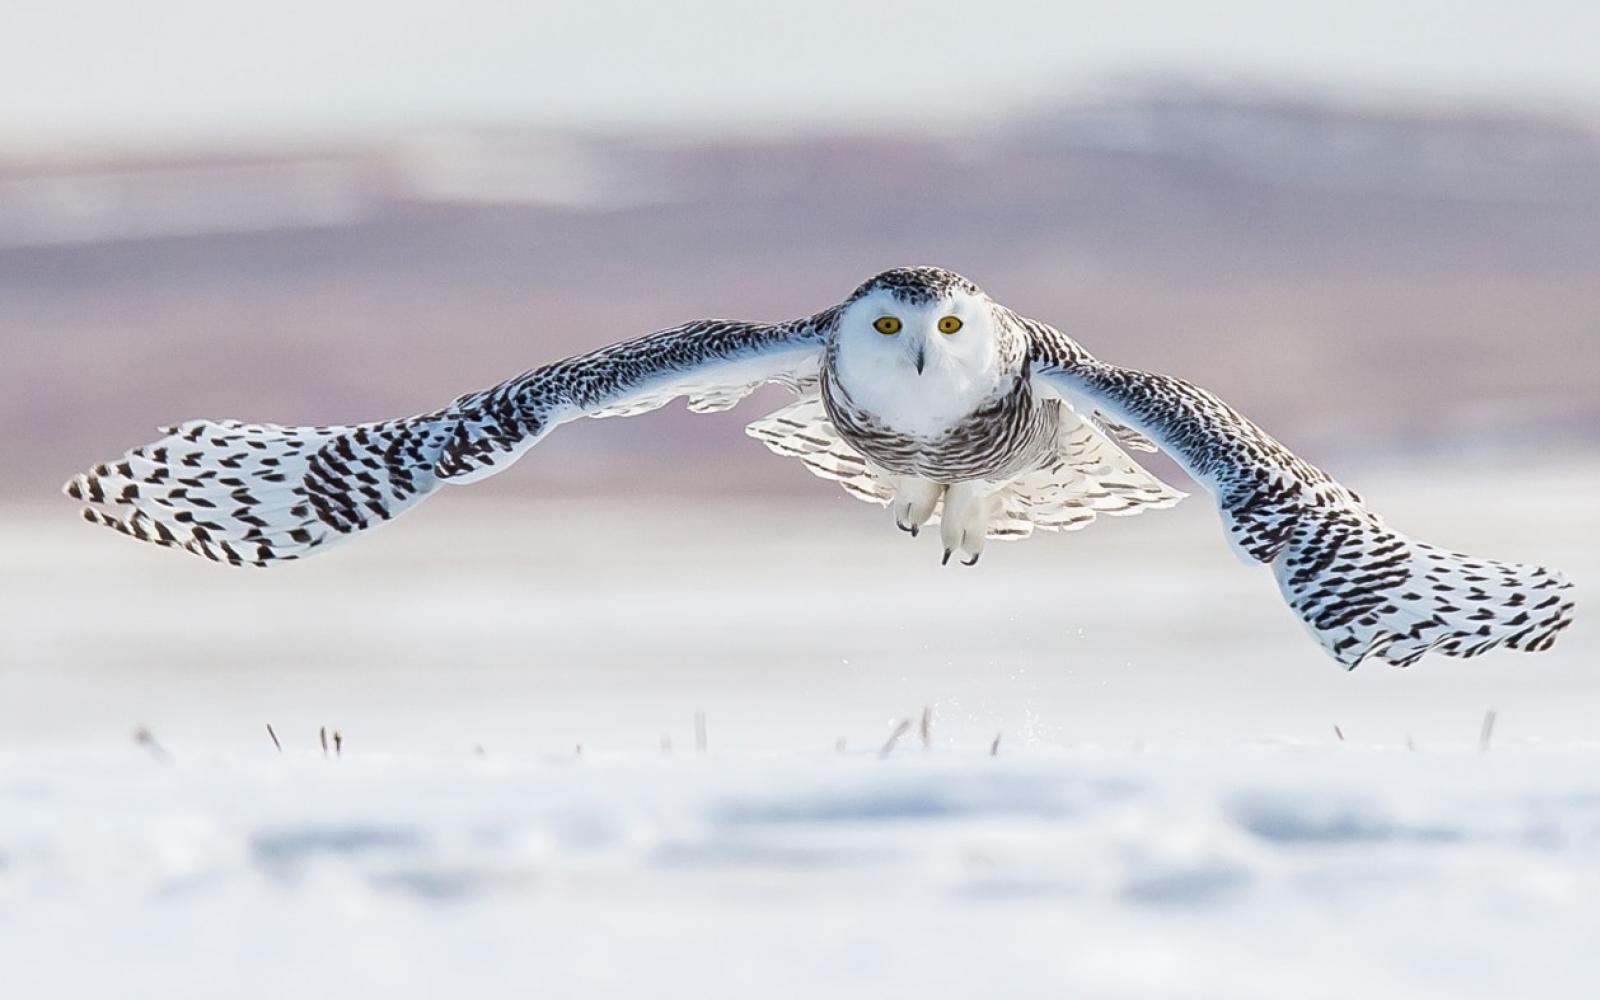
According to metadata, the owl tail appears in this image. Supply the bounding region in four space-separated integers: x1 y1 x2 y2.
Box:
1271 509 1575 668
64 415 458 566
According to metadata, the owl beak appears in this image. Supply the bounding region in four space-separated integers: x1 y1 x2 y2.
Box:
913 346 926 375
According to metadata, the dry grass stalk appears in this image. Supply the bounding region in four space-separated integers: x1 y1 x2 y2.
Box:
919 706 933 750
265 723 282 753
1333 725 1346 742
1480 709 1497 753
879 719 911 758
133 725 171 763
333 730 343 756
319 726 328 757
989 732 1002 756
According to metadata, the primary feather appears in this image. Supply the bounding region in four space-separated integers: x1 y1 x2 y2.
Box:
1030 351 1574 667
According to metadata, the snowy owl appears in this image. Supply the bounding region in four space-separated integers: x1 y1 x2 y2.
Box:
65 266 1572 668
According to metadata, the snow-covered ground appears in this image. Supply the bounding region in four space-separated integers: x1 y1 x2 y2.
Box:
1 458 1595 998
5 748 1598 999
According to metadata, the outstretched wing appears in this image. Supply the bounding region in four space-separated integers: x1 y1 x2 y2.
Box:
65 313 832 566
431 314 830 482
1020 314 1574 668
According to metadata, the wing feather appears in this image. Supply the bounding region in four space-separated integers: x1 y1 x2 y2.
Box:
746 395 1183 538
1023 314 1574 667
67 313 831 564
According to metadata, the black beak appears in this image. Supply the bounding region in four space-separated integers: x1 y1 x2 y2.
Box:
913 347 925 375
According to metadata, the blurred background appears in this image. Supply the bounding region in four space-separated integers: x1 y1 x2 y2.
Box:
4 0 1598 498
1 1 1596 752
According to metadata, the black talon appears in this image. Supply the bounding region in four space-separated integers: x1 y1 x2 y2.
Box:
941 548 953 566
910 524 919 538
962 552 981 567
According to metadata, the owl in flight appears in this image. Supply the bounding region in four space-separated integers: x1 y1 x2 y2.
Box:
66 267 1572 668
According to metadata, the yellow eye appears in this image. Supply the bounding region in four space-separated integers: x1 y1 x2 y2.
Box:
873 316 902 335
937 315 963 334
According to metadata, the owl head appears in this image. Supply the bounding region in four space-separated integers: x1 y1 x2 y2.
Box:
836 267 1001 379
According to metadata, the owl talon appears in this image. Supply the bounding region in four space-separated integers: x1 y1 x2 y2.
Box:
941 548 953 566
940 483 992 570
890 478 941 540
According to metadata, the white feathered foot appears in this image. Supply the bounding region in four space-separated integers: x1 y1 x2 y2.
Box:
940 481 996 566
891 477 943 537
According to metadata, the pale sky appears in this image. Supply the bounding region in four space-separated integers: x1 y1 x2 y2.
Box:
3 0 1598 149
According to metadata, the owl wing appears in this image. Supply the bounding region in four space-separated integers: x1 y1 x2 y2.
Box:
745 394 1183 538
1021 314 1574 668
65 313 832 566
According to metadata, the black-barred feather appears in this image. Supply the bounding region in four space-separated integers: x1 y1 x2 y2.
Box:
1029 345 1575 667
67 316 828 565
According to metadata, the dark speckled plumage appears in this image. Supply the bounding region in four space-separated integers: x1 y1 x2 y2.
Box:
1027 347 1573 667
846 266 980 306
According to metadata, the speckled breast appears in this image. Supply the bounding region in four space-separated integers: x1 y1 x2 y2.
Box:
820 369 1060 483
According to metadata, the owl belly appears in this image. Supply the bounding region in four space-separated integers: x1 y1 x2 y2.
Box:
822 372 1058 483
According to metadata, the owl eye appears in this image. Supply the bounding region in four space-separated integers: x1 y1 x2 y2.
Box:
873 316 902 335
937 315 963 334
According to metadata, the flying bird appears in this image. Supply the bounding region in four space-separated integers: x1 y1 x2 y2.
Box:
65 267 1573 668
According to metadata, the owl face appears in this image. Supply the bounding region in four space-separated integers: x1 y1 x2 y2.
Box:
831 285 1007 437
836 286 1000 381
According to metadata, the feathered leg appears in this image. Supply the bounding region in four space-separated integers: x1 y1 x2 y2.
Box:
890 477 943 537
940 481 995 566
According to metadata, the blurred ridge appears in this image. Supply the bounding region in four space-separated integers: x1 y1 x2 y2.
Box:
6 86 1599 499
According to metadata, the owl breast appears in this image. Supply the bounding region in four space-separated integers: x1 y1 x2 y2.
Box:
821 365 1059 483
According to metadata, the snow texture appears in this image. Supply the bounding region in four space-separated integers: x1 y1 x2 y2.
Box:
1 459 1594 998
